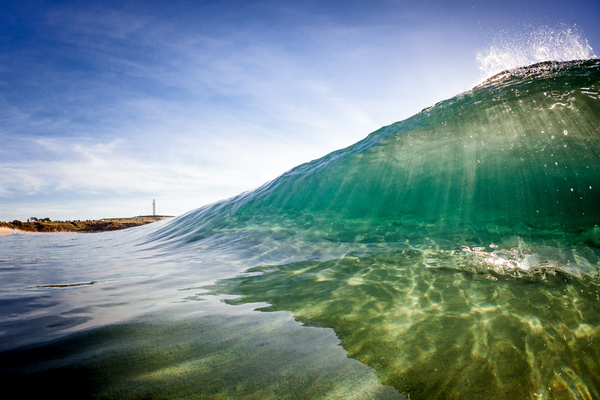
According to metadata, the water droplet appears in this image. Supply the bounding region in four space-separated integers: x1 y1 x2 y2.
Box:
555 162 558 165
571 188 574 192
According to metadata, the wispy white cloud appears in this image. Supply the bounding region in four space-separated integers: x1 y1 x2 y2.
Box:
0 2 479 220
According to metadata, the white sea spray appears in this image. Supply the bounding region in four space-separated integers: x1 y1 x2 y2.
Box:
477 25 596 80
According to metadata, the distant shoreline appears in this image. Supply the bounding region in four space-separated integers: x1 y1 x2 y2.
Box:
0 216 174 236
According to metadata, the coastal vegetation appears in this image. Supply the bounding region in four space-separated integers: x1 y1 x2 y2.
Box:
0 216 173 233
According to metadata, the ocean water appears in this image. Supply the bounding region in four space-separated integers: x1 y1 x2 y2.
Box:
1 59 600 399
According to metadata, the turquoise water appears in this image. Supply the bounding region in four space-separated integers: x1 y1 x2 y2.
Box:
1 59 600 399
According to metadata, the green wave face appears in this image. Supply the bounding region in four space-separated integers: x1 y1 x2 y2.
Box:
161 59 600 273
170 60 600 399
241 59 600 240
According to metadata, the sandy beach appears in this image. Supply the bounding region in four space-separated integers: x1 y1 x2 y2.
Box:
0 227 60 236
0 227 18 236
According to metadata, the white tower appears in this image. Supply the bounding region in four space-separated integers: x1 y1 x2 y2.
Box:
152 199 156 216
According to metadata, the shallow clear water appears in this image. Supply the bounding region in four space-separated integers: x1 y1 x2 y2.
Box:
2 60 600 399
0 230 402 399
212 250 600 399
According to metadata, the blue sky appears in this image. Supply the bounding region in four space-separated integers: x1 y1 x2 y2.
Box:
1 0 599 220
